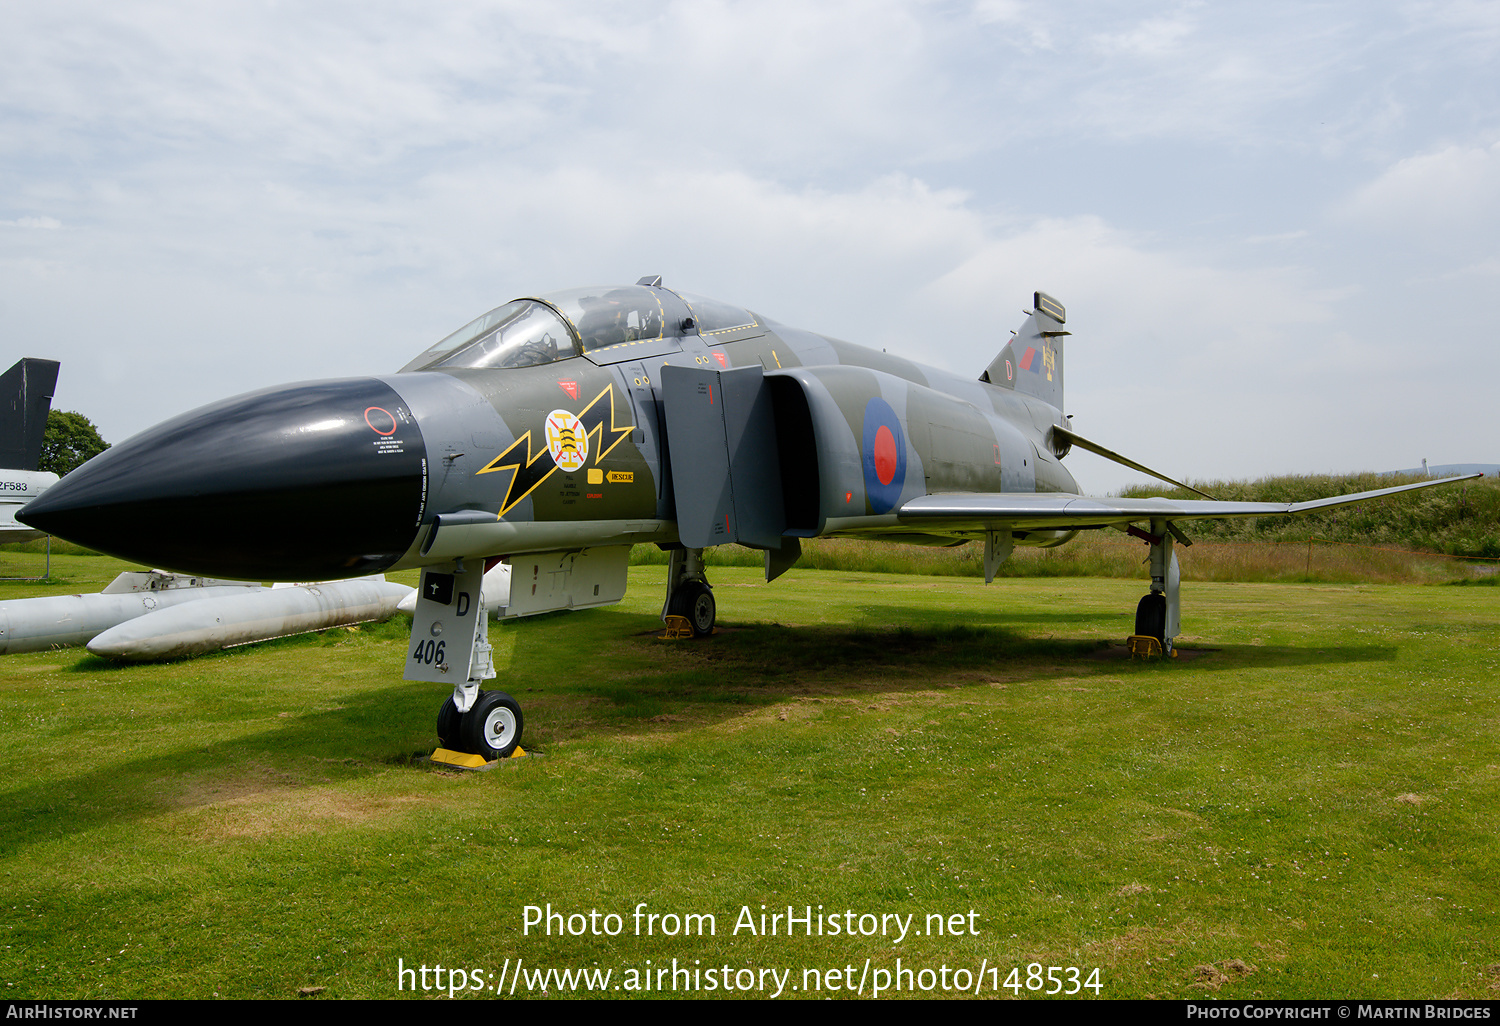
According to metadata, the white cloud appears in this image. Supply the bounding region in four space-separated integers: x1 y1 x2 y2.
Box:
972 0 1025 23
1340 141 1500 237
1 0 1497 486
918 216 1339 475
1088 13 1196 58
1244 230 1310 244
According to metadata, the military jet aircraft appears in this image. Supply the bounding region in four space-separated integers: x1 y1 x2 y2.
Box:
19 278 1475 761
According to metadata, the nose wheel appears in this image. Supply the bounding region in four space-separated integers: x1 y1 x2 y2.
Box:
437 689 524 761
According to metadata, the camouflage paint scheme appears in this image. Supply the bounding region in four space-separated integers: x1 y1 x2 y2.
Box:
21 279 1472 588
20 280 1475 758
390 282 1083 566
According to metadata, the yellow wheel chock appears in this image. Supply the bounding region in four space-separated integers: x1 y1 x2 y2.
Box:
1127 635 1164 659
659 615 694 640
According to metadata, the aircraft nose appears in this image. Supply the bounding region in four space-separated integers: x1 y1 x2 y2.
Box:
19 378 428 580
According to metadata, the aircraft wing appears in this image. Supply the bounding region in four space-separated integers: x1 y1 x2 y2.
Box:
896 474 1482 532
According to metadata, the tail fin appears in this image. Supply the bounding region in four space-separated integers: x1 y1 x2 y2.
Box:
981 291 1067 411
0 358 60 471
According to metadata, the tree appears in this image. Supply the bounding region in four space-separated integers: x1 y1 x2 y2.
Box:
40 410 109 476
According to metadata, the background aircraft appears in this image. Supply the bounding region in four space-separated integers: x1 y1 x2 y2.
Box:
0 570 411 659
19 280 1473 762
0 358 60 544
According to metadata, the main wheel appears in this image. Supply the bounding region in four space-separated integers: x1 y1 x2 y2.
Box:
670 581 716 637
1135 592 1166 643
436 694 462 750
459 689 524 760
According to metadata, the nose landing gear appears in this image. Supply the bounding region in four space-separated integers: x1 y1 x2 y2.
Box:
409 559 526 765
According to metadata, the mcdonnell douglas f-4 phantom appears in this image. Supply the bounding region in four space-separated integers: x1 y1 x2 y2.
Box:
19 278 1475 760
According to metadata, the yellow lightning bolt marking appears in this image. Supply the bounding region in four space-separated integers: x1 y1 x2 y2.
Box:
477 385 634 517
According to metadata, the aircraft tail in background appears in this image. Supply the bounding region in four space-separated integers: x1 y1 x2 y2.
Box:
0 358 60 472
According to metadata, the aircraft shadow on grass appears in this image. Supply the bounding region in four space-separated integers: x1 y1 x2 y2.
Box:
499 604 1403 710
3 617 1398 850
659 623 1395 675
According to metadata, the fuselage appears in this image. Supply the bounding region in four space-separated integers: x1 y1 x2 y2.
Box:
19 283 1078 580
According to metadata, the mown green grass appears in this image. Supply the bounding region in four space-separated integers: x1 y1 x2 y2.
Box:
0 556 1497 1000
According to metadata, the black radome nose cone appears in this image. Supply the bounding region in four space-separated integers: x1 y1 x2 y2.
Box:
20 378 428 580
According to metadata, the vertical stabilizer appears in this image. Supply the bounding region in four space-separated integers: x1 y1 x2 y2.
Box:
0 359 60 471
981 292 1066 411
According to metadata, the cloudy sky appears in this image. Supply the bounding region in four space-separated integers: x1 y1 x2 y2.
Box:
3 1 1497 492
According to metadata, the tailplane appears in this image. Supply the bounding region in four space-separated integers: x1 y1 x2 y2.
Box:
981 291 1067 411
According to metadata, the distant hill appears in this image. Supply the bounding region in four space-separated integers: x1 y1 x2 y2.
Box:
1386 463 1498 478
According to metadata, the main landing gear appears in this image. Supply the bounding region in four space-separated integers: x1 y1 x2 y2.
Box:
662 546 716 637
1129 517 1183 657
407 559 525 763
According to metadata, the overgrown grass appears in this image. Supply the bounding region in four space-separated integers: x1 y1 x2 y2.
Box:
632 532 1494 585
1121 472 1500 558
625 471 1498 584
1 555 1497 999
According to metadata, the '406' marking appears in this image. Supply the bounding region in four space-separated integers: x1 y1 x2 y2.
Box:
412 639 446 666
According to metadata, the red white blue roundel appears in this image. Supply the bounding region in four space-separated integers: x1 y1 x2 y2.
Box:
862 397 906 514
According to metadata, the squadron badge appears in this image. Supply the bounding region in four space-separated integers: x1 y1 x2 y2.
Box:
545 409 588 472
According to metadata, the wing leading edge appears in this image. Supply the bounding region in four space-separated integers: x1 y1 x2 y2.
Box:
896 474 1482 533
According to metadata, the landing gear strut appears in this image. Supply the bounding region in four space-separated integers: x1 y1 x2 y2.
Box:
1131 517 1182 655
662 547 715 637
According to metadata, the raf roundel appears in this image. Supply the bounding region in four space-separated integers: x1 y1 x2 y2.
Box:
545 409 589 473
861 397 907 515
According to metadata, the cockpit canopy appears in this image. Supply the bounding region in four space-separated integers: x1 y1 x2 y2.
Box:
547 285 677 354
400 299 572 373
400 284 760 373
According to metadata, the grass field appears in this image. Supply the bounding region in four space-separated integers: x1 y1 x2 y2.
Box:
1 553 1497 1000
